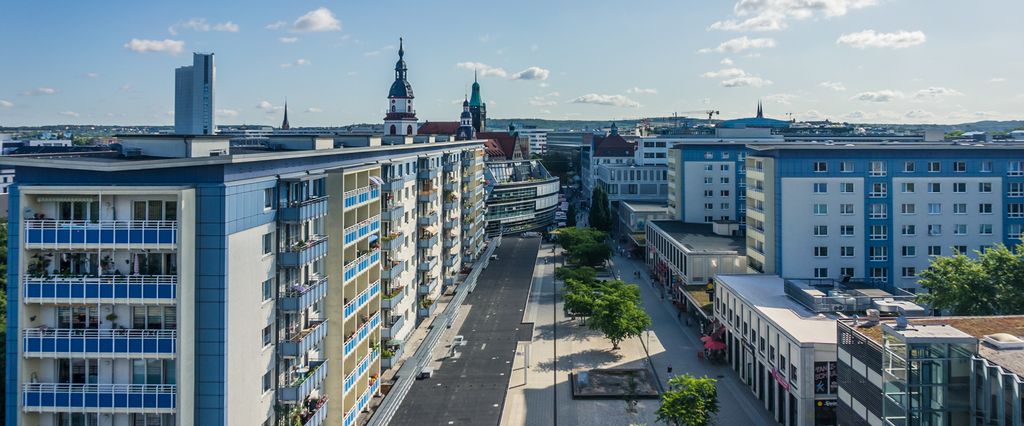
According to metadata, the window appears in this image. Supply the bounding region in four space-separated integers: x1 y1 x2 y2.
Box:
900 203 916 214
704 215 713 222
901 267 917 278
953 161 966 172
814 204 828 215
928 183 941 193
870 267 889 282
840 267 855 277
870 161 887 176
869 182 887 197
704 190 713 197
928 203 941 215
1010 183 1024 197
979 224 993 235
870 225 888 240
928 224 942 236
720 177 730 184
953 203 967 214
704 151 713 159
263 188 274 209
902 246 916 257
814 246 829 257
954 245 968 255
840 225 855 236
928 246 942 256
813 225 828 236
720 203 730 210
979 203 993 214
813 183 828 193
840 182 854 193
813 161 828 172
953 182 966 193
1010 203 1024 218
901 182 915 193
1008 162 1023 176
263 370 273 393
704 203 713 210
841 246 855 257
720 190 730 197
262 279 272 302
262 325 272 347
704 164 714 171
704 177 713 184
1009 224 1023 239
978 160 992 172
928 161 941 172
814 267 829 278
979 182 992 193
840 204 854 215
903 161 916 173
722 152 731 159
901 224 917 236
869 204 887 219
721 164 730 171
954 224 968 235
840 161 854 173
262 233 273 255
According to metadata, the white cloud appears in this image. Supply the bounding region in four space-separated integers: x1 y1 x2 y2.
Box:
511 66 550 81
571 94 640 108
292 7 341 32
904 109 935 120
836 30 926 49
305 107 322 113
720 58 734 65
265 21 287 30
699 36 776 53
990 77 1007 83
59 111 80 118
715 0 878 32
626 87 658 95
709 13 788 32
529 97 557 107
820 81 847 91
721 76 772 87
85 72 99 79
172 18 239 34
279 37 298 44
0 99 13 108
20 87 58 96
216 108 239 117
763 93 797 104
257 100 283 113
851 90 904 102
123 38 185 55
280 58 311 68
701 68 748 78
912 86 962 99
455 62 508 78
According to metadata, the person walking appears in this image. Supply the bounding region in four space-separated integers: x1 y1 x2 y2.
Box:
667 364 673 375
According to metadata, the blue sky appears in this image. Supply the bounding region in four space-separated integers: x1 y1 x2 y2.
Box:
2 0 1023 126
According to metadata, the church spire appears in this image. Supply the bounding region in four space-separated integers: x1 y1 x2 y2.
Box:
756 100 763 118
281 100 290 130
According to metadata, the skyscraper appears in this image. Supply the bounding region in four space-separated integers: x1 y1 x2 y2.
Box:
174 53 216 135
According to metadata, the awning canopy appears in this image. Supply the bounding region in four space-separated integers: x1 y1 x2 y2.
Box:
421 225 438 234
35 195 98 203
369 176 384 186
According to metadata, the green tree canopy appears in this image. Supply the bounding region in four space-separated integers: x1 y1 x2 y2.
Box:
589 187 613 231
553 227 611 266
917 244 1024 315
589 280 650 349
657 374 720 426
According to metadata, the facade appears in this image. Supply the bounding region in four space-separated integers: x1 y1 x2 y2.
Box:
836 316 1024 426
617 201 672 236
666 142 752 226
174 53 216 135
483 160 558 236
594 164 669 205
744 143 1024 291
645 221 745 302
517 127 552 155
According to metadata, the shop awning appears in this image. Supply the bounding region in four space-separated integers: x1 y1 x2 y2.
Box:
369 176 384 186
35 195 98 203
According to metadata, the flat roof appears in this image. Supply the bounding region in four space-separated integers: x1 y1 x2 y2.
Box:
715 274 837 344
649 221 745 254
748 141 1024 151
621 201 672 214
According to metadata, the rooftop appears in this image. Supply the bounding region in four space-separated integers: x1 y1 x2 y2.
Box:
748 141 1024 152
620 201 672 214
648 221 745 254
715 274 837 344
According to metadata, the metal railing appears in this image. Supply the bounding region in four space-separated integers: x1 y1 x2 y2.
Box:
25 220 177 246
22 382 176 410
24 275 177 301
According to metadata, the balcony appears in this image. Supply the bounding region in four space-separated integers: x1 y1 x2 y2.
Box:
417 190 438 203
279 276 329 312
22 383 176 412
279 236 329 267
380 233 403 251
279 320 328 357
343 186 379 209
443 181 458 192
279 360 327 402
443 236 457 249
343 217 380 246
418 300 436 317
382 314 406 340
445 276 457 287
344 280 380 320
380 204 405 222
382 344 404 369
343 379 380 426
23 275 176 304
381 260 406 280
444 255 459 269
279 196 329 223
25 220 177 248
443 163 455 173
344 349 378 395
381 286 405 310
417 234 439 249
418 256 438 272
343 312 380 357
299 396 329 426
23 328 176 358
343 249 380 283
418 168 439 180
418 213 438 226
382 175 412 192
443 200 459 212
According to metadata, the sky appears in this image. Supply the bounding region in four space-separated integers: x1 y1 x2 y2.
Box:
2 0 1024 126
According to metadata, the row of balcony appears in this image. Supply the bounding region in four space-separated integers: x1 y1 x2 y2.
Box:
23 275 177 304
25 220 177 247
279 360 327 402
280 320 327 358
22 383 176 412
279 196 329 223
343 217 380 246
342 378 380 426
343 186 380 209
343 249 380 283
342 312 380 357
23 328 176 358
343 280 380 320
280 276 328 312
279 236 329 267
343 349 379 395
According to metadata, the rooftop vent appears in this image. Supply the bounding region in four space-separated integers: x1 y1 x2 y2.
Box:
982 333 1024 349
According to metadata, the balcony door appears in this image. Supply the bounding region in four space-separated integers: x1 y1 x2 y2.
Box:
56 358 99 384
132 200 177 221
57 201 98 222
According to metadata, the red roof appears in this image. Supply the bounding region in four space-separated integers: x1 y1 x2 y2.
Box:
478 131 526 159
417 121 460 135
483 139 506 159
593 133 635 157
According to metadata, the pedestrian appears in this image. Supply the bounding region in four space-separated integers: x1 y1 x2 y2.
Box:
667 364 673 375
677 312 681 321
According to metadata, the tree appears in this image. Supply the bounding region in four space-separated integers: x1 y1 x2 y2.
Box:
555 266 598 283
917 244 1024 315
589 187 613 231
657 374 720 426
571 241 611 267
589 281 650 350
566 203 577 227
562 278 597 323
554 227 606 251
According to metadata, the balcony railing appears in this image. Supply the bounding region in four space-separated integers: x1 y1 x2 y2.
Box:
279 276 329 312
382 344 403 369
382 314 406 340
22 383 176 412
343 217 380 246
343 249 380 282
380 204 405 222
279 236 329 267
343 378 380 426
417 190 439 203
417 212 438 226
279 320 328 357
444 255 459 269
417 234 439 249
25 220 177 247
344 280 380 320
301 396 329 426
343 312 380 357
443 236 458 249
418 256 438 272
279 196 329 223
23 328 176 357
343 186 379 208
381 285 405 310
380 233 403 251
381 260 406 281
24 275 176 303
418 168 439 180
279 360 327 402
417 300 436 317
343 349 378 395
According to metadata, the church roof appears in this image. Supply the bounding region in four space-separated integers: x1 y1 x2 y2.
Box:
593 133 635 157
418 121 460 135
388 38 414 98
717 101 791 129
469 71 483 107
479 131 522 159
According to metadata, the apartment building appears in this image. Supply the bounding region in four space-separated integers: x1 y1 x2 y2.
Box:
3 134 485 426
666 142 752 226
744 143 1024 291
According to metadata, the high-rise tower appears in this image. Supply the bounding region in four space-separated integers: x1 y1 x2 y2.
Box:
174 53 216 135
384 38 418 136
468 71 486 133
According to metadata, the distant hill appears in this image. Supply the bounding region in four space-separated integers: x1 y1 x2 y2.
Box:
486 118 1024 134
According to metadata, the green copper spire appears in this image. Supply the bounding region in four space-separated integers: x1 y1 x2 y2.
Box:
469 70 483 107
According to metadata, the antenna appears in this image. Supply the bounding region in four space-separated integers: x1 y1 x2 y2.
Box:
705 110 720 125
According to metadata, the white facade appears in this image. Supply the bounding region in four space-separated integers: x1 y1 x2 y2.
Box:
778 177 866 281
517 128 552 155
636 137 669 166
682 161 738 224
174 53 215 135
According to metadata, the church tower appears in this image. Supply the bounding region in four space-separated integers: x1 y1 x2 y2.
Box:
455 96 475 141
468 71 487 132
384 38 418 136
281 100 290 130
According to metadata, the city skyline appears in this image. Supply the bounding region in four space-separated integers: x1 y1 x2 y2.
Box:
2 0 1024 126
